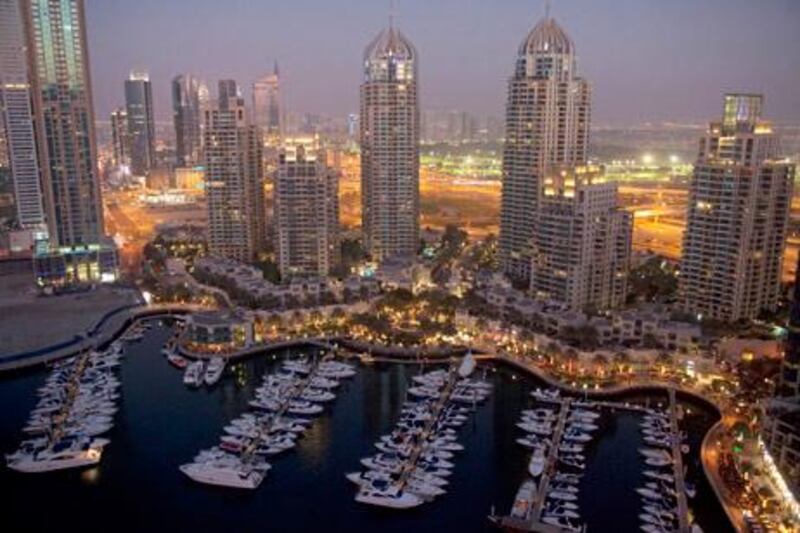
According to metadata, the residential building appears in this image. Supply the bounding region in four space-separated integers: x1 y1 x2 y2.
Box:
498 12 590 284
274 136 340 278
203 80 265 262
360 18 419 262
680 94 794 321
531 164 632 310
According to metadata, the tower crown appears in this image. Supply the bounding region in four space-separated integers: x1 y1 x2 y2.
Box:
516 15 576 80
363 26 417 82
519 16 574 56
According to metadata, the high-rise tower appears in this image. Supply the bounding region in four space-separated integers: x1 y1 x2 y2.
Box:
204 80 265 262
253 62 281 139
274 136 339 279
360 16 419 262
498 12 590 284
125 69 155 177
110 107 130 171
172 74 202 167
679 94 794 321
0 0 45 230
25 0 105 247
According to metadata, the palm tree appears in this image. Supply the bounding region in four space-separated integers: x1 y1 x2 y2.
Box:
564 348 580 374
545 341 560 365
592 353 608 376
656 351 673 375
613 351 630 374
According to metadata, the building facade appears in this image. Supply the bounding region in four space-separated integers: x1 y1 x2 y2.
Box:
530 165 632 310
360 20 419 262
110 107 130 170
204 81 265 262
0 0 45 230
274 136 339 279
498 14 590 284
172 74 202 167
252 62 281 140
25 0 105 248
680 94 794 322
125 69 155 177
19 0 117 286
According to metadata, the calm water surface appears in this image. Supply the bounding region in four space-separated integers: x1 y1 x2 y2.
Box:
0 322 732 532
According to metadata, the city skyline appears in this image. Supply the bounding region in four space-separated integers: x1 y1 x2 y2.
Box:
0 2 798 531
85 0 800 125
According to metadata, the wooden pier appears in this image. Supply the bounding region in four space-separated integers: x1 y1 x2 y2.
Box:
395 365 458 490
668 387 691 533
528 398 572 528
492 396 574 532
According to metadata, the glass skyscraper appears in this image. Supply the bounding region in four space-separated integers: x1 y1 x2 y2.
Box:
172 73 202 167
125 69 155 177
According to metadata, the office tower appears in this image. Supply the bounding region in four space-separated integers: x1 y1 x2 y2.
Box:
360 18 419 262
125 69 155 176
531 165 632 310
204 80 265 262
0 0 45 229
274 136 339 279
347 114 359 138
172 74 202 167
498 12 590 284
252 62 281 139
110 107 130 170
679 94 794 322
217 79 239 110
20 0 117 285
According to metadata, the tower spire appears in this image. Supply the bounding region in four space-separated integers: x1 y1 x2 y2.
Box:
545 0 551 19
389 0 396 29
273 60 279 77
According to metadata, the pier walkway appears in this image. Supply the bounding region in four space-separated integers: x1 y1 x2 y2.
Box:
668 388 691 533
529 397 572 528
396 365 458 490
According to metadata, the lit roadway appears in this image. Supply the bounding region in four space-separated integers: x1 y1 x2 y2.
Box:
103 189 206 275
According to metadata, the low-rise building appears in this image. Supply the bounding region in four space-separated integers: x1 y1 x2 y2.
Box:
185 309 254 352
477 283 701 352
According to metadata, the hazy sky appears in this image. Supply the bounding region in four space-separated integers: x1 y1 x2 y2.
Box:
86 0 800 125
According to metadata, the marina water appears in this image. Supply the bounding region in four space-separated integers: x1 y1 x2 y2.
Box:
0 322 732 532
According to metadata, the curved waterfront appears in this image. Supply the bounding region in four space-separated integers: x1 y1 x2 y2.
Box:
0 322 732 532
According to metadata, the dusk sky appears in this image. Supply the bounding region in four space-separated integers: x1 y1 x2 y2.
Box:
86 0 800 125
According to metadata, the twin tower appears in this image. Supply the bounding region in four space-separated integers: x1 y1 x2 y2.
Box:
361 13 631 311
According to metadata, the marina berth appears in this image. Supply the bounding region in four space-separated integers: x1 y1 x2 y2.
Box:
350 361 491 509
6 342 124 473
181 353 354 489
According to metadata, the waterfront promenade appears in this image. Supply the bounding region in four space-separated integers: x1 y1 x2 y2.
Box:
0 302 205 372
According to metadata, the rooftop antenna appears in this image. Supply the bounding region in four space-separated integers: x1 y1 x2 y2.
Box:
389 0 396 28
544 0 552 19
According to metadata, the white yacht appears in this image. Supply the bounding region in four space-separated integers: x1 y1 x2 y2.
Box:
204 358 226 386
528 445 547 477
7 438 108 473
510 479 538 519
355 485 423 509
179 461 269 489
183 361 205 387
